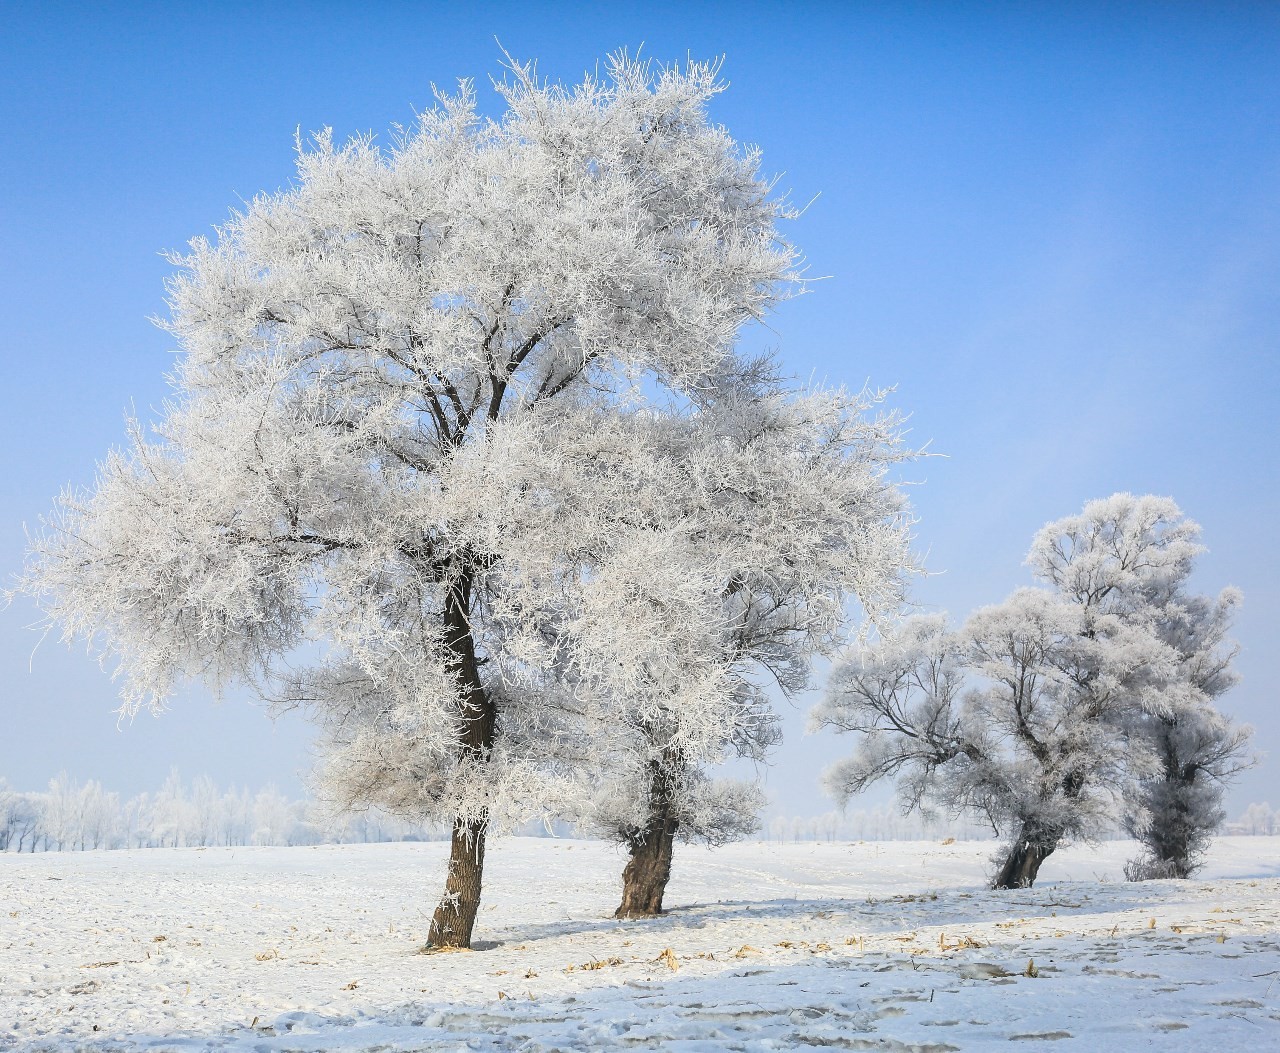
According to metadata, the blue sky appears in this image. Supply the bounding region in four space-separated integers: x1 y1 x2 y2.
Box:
2 2 1277 816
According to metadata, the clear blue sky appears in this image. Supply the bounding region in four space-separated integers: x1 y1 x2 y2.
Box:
2 2 1277 817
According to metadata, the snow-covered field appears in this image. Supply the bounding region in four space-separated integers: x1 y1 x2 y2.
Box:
4 837 1279 1051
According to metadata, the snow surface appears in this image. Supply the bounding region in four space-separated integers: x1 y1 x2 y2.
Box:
4 837 1279 1051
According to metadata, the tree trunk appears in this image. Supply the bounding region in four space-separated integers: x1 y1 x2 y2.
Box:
616 770 679 918
424 570 497 950
1142 778 1195 879
427 815 489 948
992 826 1058 889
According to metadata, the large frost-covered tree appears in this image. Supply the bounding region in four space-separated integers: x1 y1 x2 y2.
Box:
18 55 914 947
813 494 1249 889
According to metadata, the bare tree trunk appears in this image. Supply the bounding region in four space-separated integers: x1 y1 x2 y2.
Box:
428 815 488 948
992 825 1057 889
425 570 496 950
616 765 679 918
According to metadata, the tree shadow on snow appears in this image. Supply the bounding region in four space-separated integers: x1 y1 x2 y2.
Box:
490 875 1252 948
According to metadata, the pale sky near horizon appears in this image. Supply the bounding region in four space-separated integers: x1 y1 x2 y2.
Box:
2 2 1277 818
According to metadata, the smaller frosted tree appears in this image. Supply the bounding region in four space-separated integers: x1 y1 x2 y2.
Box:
814 592 1161 888
814 494 1249 888
1027 495 1253 879
964 589 1167 887
535 381 915 917
568 527 780 919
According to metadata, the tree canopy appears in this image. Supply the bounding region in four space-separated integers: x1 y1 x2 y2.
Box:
20 54 917 945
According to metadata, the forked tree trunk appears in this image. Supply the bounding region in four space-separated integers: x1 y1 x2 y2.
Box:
428 815 489 948
425 571 496 950
616 768 679 918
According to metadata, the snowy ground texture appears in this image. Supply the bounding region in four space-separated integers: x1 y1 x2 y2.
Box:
4 837 1280 1051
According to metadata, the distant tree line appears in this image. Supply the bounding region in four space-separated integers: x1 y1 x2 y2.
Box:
1228 802 1278 836
767 805 1277 844
3 769 1270 853
764 808 991 843
0 771 451 852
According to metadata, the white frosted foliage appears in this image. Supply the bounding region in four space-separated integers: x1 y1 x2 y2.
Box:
813 492 1251 884
18 54 916 853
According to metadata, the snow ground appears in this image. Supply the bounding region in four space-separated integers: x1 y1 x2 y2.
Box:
3 836 1279 1051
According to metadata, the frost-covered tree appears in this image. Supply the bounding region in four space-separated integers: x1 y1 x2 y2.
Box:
1238 801 1275 836
43 773 81 851
252 785 295 846
1026 495 1253 880
964 589 1170 887
151 769 192 849
17 54 913 947
79 780 119 850
535 386 913 917
813 594 1166 888
121 793 151 850
813 494 1245 889
1 790 42 853
0 780 42 852
190 774 221 847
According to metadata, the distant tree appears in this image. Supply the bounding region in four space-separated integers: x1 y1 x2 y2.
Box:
0 777 20 854
152 769 191 848
813 494 1249 889
18 54 900 947
190 774 220 848
0 785 42 853
43 773 80 851
121 792 151 849
252 785 293 846
1238 802 1275 836
79 780 119 850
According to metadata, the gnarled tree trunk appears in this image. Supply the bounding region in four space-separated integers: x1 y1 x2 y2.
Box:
994 768 1083 889
426 571 497 950
992 824 1058 889
616 764 679 918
